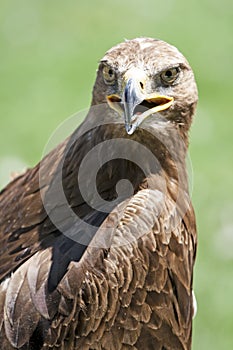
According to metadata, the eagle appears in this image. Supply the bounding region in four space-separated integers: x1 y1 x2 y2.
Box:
0 38 198 350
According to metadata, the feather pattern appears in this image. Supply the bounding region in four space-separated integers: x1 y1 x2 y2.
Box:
0 37 198 349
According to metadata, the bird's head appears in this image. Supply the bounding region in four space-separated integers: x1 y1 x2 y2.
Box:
91 37 198 134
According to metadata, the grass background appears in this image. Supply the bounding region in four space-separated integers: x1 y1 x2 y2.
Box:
0 0 232 348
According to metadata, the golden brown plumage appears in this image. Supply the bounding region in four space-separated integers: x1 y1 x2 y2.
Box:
0 38 198 349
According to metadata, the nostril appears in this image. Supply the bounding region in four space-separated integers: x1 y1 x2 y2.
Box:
139 81 144 89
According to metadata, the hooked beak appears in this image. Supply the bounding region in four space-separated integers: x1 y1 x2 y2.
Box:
107 74 174 134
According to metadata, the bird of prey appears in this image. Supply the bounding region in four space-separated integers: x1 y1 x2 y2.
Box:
0 38 198 350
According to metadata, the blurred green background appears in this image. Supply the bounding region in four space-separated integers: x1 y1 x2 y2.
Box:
0 0 232 348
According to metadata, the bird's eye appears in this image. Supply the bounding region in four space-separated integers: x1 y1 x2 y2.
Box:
102 65 116 84
160 67 180 85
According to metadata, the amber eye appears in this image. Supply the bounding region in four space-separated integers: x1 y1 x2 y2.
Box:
160 67 180 85
102 65 116 84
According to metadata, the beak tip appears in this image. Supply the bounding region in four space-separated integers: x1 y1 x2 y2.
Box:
125 123 136 135
125 123 131 134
